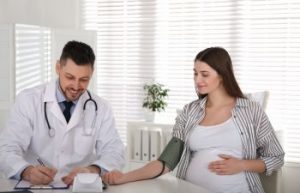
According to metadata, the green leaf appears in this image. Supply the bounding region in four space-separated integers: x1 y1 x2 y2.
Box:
142 83 169 112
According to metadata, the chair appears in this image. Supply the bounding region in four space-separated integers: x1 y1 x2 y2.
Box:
247 91 282 193
245 91 269 109
260 169 283 193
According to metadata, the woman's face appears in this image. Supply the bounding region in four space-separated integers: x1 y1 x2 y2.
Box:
193 60 223 95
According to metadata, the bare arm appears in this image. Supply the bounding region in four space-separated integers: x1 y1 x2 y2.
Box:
241 159 265 173
103 160 170 185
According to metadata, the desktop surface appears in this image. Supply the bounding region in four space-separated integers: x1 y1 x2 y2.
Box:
0 174 212 193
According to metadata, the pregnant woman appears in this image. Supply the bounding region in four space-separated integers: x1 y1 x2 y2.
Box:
103 47 284 193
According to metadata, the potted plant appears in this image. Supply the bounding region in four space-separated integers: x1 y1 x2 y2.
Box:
142 83 169 122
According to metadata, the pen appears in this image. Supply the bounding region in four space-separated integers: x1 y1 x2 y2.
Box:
37 157 46 167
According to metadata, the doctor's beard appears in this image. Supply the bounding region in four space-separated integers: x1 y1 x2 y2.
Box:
64 87 85 101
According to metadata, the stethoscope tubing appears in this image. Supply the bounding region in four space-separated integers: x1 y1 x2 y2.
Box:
44 90 97 137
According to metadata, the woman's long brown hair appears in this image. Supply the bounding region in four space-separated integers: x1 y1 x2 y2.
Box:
194 47 245 99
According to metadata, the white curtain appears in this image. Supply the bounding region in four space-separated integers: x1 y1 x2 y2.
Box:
80 0 300 163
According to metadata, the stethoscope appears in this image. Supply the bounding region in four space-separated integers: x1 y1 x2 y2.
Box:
44 90 98 137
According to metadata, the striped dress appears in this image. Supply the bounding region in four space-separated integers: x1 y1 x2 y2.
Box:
173 97 285 193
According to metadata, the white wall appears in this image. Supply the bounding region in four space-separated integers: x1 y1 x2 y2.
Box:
0 0 80 128
0 0 79 125
0 24 14 130
0 0 79 28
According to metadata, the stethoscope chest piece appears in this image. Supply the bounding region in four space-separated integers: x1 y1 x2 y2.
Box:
49 128 55 137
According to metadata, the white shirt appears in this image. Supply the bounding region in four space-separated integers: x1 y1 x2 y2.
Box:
0 80 125 179
185 118 250 193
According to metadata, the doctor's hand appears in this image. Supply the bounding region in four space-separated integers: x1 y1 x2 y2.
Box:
21 165 57 185
62 165 101 185
102 170 126 185
208 154 244 175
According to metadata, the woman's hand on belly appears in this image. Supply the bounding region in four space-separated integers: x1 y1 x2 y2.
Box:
208 154 245 175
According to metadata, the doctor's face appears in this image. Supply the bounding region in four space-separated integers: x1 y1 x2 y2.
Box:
56 58 93 101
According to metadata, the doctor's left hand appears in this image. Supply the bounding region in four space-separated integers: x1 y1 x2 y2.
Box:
62 165 101 185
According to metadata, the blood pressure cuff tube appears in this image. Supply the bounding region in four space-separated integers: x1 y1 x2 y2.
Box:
158 137 184 171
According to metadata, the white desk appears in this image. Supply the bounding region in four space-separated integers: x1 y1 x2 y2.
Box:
0 174 212 193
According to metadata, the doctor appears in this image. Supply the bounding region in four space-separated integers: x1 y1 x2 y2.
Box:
0 40 125 185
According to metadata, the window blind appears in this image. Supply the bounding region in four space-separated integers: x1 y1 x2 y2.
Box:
15 24 51 95
80 0 300 163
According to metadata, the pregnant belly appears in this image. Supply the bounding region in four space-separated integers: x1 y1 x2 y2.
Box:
185 149 249 193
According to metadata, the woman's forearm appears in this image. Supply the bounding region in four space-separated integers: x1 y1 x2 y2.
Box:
241 159 266 173
123 160 170 182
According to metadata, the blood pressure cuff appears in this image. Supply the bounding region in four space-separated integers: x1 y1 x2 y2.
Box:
158 137 184 171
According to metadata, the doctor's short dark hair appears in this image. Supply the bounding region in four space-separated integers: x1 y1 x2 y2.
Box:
60 40 95 68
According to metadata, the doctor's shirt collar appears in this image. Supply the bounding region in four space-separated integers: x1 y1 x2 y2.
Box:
55 79 79 105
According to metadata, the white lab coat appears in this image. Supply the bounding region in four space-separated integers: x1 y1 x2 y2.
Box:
0 80 125 178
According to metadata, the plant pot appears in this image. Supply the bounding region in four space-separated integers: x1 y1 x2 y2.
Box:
144 109 155 122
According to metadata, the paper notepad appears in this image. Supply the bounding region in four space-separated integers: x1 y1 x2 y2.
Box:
15 179 69 189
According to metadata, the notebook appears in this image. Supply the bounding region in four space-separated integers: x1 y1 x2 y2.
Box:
15 179 69 190
1 191 33 193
